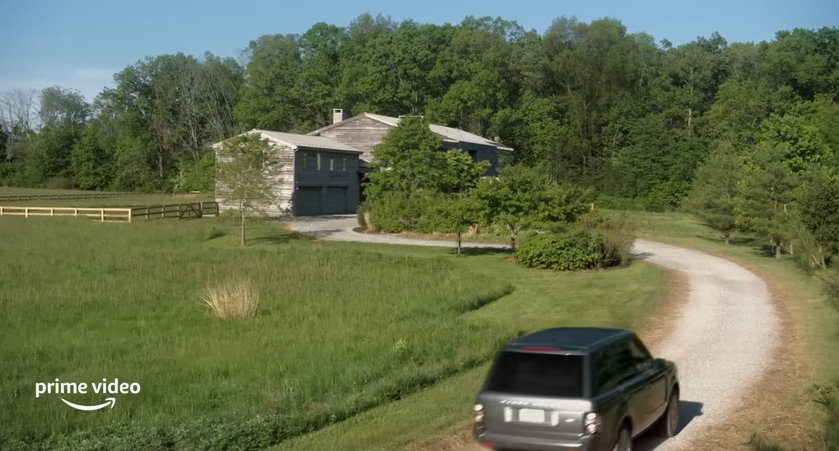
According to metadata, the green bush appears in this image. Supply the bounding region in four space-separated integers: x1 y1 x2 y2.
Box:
576 211 637 267
515 229 605 271
176 152 215 193
367 193 432 233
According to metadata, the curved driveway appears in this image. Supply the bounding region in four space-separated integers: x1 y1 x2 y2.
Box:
283 216 779 450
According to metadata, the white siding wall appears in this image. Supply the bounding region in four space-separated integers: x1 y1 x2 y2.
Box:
214 137 296 217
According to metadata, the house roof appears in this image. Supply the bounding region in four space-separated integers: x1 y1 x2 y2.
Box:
251 130 362 154
309 113 515 151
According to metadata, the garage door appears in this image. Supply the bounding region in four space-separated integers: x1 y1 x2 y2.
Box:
294 187 322 216
323 187 348 215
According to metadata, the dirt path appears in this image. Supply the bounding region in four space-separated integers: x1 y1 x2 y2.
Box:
284 218 780 451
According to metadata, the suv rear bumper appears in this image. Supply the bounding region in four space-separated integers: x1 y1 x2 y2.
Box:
473 430 606 451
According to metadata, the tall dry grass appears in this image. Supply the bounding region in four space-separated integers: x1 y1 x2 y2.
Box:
202 277 260 319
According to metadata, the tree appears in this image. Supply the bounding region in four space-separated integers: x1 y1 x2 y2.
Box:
365 116 447 198
215 134 283 247
473 164 591 250
795 172 839 268
685 144 741 244
364 115 488 199
426 192 484 255
735 142 800 257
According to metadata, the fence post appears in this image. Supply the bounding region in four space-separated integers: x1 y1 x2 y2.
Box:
178 204 182 220
25 207 29 218
100 210 104 222
50 208 54 217
74 208 78 217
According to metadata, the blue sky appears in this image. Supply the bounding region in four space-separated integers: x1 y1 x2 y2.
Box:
1 0 837 103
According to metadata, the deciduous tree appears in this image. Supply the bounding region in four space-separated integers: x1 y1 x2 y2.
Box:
214 134 283 247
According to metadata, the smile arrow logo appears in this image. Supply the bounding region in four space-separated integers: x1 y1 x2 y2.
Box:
61 397 116 411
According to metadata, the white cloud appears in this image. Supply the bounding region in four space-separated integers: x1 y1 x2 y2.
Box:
0 67 118 104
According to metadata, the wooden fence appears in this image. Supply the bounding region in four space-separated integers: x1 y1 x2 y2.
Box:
0 192 137 203
0 206 132 222
0 202 218 223
130 202 219 220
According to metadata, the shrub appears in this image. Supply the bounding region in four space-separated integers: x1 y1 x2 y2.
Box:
576 211 637 267
515 229 605 271
366 193 432 233
356 201 369 228
202 278 260 320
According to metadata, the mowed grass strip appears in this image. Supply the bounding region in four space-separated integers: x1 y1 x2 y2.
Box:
0 218 516 449
0 187 108 196
0 194 213 207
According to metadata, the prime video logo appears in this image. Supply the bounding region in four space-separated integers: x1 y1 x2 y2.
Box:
35 378 141 411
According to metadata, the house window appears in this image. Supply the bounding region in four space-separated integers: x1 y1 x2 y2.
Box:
468 149 478 162
329 157 334 172
316 153 322 171
342 158 347 172
301 152 308 170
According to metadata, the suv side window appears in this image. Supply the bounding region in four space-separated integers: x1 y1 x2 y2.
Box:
628 338 650 363
594 342 625 395
595 338 650 395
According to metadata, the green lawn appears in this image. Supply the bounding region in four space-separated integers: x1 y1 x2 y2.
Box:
0 216 669 451
0 186 213 207
0 187 109 195
270 251 666 451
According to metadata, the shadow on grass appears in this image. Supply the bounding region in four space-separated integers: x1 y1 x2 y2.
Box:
635 400 704 450
459 284 516 312
630 251 655 261
278 214 356 223
693 233 760 247
449 247 513 257
246 230 316 245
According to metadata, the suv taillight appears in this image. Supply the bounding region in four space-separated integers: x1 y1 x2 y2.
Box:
584 412 601 435
474 404 484 423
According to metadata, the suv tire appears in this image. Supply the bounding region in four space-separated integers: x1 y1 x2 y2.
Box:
656 388 680 437
612 426 632 451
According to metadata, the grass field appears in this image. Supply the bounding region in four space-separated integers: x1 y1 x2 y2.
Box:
0 186 213 207
0 216 669 451
0 187 104 195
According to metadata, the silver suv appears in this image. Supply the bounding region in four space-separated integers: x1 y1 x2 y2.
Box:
472 327 680 451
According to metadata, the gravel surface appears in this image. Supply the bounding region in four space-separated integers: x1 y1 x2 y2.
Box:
282 215 510 249
283 217 780 451
631 239 778 450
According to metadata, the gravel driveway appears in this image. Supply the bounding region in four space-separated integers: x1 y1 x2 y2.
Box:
283 217 779 451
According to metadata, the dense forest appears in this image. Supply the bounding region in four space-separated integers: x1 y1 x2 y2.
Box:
1 14 836 206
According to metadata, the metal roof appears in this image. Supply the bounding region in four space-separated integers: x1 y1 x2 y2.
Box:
252 130 362 153
364 113 510 149
311 113 514 151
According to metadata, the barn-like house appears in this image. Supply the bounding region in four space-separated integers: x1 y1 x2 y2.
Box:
214 130 363 217
214 111 514 217
309 109 513 176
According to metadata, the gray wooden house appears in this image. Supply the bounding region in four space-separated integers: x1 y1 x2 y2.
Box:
214 130 363 217
308 109 514 176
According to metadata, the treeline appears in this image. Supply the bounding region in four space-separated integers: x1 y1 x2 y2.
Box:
0 14 836 201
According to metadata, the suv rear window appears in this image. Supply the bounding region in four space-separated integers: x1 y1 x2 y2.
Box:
485 351 584 398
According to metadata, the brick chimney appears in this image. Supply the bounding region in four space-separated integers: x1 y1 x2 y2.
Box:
332 108 348 124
